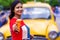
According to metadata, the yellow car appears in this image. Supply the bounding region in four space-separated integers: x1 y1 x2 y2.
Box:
0 12 11 40
22 2 60 40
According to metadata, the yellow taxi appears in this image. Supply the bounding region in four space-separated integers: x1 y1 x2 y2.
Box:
0 12 11 40
22 2 60 40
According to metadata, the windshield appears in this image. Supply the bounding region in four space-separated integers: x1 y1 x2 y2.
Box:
21 7 51 19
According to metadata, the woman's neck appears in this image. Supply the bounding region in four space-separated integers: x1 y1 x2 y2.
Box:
14 15 21 19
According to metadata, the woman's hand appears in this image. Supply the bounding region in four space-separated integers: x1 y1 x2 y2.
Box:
30 35 34 40
12 24 19 33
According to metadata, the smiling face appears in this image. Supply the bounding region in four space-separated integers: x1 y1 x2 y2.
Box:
14 3 23 16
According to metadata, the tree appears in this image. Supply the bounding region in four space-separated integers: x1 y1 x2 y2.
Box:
49 0 59 6
0 0 27 10
0 0 14 10
0 0 60 10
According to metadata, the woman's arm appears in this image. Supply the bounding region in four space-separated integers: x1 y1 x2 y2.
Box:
10 18 19 33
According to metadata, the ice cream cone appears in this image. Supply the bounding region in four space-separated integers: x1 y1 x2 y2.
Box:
16 19 21 32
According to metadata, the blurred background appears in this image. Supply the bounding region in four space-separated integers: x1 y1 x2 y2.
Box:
0 0 60 40
0 0 60 10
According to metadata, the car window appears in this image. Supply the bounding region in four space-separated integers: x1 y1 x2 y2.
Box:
21 7 51 19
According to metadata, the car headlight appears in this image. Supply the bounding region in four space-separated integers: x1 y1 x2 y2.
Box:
48 31 58 40
0 32 4 40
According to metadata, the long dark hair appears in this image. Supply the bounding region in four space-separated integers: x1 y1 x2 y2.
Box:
9 0 22 19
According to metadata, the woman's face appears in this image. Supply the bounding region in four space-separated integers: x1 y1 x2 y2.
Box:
14 3 23 16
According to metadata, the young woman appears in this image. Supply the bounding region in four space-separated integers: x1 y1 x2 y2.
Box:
9 1 30 40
